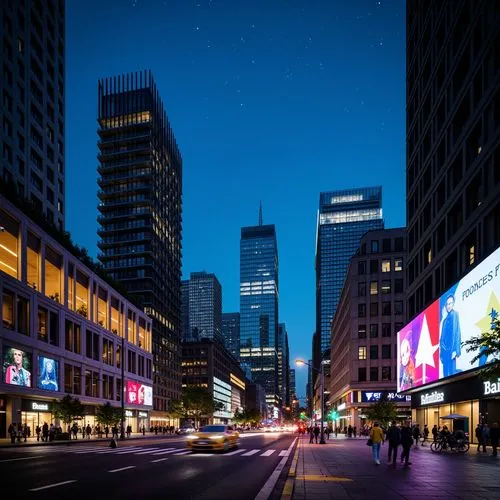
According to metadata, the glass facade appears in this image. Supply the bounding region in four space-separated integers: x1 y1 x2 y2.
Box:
221 312 240 360
239 224 279 407
316 187 384 355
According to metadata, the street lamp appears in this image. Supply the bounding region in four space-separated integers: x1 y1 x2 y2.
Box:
295 358 326 444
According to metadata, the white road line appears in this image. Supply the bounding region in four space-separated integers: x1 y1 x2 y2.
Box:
151 448 178 456
29 480 77 491
73 447 113 454
279 450 289 457
151 457 169 463
241 449 260 456
172 451 192 456
0 456 43 463
260 449 276 457
134 448 162 455
114 447 148 455
223 448 246 456
108 466 136 473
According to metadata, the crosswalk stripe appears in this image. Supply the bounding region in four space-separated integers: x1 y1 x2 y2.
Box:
172 451 192 456
260 450 275 457
134 448 162 455
114 447 150 455
224 449 246 456
279 450 289 457
241 449 259 457
151 449 178 456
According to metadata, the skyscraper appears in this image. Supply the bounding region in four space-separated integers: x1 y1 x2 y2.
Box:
181 279 189 341
221 312 240 360
0 0 65 229
277 323 289 410
240 214 279 412
183 271 222 342
97 70 182 418
316 187 384 357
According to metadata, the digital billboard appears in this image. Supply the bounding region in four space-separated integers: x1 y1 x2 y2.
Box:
37 356 59 392
126 381 153 406
3 346 32 387
397 246 500 392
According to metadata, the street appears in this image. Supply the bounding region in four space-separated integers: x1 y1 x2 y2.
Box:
0 432 295 499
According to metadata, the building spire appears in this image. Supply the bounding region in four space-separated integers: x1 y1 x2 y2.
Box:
259 201 263 225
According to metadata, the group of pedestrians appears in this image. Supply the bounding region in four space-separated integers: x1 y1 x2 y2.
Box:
369 420 414 466
475 422 500 456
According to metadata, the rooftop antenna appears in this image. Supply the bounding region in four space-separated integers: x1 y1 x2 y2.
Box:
259 201 263 225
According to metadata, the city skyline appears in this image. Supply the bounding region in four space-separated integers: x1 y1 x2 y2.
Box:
64 0 406 396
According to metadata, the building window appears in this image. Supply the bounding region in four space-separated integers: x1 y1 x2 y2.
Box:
382 323 391 337
86 330 99 361
85 370 99 398
370 281 378 295
370 259 378 274
358 282 366 297
381 280 391 294
45 246 62 302
382 302 391 315
65 320 80 354
394 279 404 293
16 295 29 335
102 374 114 400
381 260 391 272
370 367 378 381
394 301 403 315
27 232 41 290
358 346 367 360
370 324 379 338
382 366 392 381
64 364 81 395
371 240 379 253
395 322 404 334
394 237 404 251
38 307 48 342
102 337 114 366
382 345 391 359
370 303 378 317
358 367 367 382
358 261 366 275
358 324 367 339
358 303 366 318
0 211 20 279
382 238 391 252
2 289 15 329
394 258 403 272
370 345 378 359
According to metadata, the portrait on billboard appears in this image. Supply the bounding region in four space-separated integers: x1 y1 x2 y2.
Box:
126 381 153 406
3 346 32 387
439 287 461 378
37 356 59 392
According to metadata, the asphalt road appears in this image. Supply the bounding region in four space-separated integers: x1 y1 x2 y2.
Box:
0 432 296 499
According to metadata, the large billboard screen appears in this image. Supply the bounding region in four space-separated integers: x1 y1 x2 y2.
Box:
3 346 32 387
37 356 59 392
126 381 153 406
397 246 500 392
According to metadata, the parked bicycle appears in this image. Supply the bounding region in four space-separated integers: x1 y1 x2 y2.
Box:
431 432 470 453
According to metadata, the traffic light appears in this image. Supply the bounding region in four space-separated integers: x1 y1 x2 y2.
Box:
329 410 338 421
299 411 306 420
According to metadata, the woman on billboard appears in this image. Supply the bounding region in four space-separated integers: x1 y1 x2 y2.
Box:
39 357 58 391
439 294 462 377
5 348 31 387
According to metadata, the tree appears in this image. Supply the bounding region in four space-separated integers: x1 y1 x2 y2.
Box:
170 386 225 428
53 394 85 425
245 408 262 426
232 408 245 425
462 317 500 380
365 396 397 428
96 402 123 427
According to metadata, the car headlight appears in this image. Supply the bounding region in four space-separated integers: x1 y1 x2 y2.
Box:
209 435 224 440
186 435 198 440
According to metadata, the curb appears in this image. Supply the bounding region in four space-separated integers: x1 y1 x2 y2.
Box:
281 437 301 500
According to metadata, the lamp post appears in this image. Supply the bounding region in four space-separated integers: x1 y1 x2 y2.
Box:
120 335 125 440
296 359 326 445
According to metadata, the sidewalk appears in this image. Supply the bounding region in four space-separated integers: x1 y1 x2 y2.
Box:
0 432 179 448
288 435 499 500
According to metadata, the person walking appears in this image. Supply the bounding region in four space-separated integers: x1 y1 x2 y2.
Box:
401 421 413 467
432 424 438 442
412 424 421 448
313 424 320 444
475 423 484 452
35 425 41 442
386 421 401 466
369 422 384 465
422 425 429 446
353 426 357 438
489 422 499 457
309 426 314 444
482 424 490 453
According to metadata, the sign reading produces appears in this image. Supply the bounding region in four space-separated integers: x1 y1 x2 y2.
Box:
420 391 445 405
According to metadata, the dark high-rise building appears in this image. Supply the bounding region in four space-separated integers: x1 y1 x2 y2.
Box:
240 215 279 413
181 279 189 341
183 271 222 342
222 312 240 360
406 0 500 318
0 0 66 229
97 70 182 416
277 323 289 410
289 368 297 415
316 187 384 357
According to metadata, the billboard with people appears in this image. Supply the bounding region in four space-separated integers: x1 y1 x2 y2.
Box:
126 381 153 406
3 346 32 387
37 356 59 392
397 246 500 392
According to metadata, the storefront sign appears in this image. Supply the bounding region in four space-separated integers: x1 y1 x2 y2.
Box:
361 391 411 403
337 403 346 411
484 378 500 396
22 400 51 412
138 411 148 418
420 391 445 405
125 410 133 417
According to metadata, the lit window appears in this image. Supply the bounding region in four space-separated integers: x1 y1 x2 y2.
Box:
381 280 391 294
469 245 475 265
381 260 391 272
358 346 367 360
370 281 378 295
394 258 403 272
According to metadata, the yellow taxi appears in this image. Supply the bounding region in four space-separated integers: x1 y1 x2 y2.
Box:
185 424 239 452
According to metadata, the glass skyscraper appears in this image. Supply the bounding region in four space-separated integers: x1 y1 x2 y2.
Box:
221 312 240 360
240 222 279 410
315 187 384 355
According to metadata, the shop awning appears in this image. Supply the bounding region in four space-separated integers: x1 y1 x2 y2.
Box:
439 414 468 420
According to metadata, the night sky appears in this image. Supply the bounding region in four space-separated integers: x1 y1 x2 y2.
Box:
66 0 406 398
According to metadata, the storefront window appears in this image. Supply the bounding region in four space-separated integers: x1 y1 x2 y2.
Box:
45 246 62 302
27 232 41 290
97 287 108 328
75 270 89 318
0 209 20 279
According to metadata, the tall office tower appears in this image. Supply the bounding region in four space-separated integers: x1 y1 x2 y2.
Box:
315 187 384 358
181 280 189 341
240 216 279 413
0 0 66 229
185 271 222 342
277 323 289 409
97 70 183 416
221 312 240 360
406 0 499 318
289 368 296 414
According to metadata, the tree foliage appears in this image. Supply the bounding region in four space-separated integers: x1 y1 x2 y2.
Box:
53 394 85 425
169 386 225 426
462 317 500 380
365 396 397 428
96 402 123 427
232 408 262 426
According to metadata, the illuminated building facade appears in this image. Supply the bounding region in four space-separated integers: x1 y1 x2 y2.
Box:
97 70 182 419
221 312 240 361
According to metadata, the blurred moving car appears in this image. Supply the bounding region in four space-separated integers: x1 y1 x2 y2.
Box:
176 426 196 435
185 424 239 452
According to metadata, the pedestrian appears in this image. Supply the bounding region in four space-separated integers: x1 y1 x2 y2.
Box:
42 422 49 442
401 421 413 466
353 426 357 438
105 426 109 438
412 424 421 448
86 424 92 439
386 421 401 466
432 424 438 442
369 422 384 465
489 422 499 457
422 425 429 446
35 425 41 442
8 423 16 444
475 423 483 452
309 426 314 444
348 425 353 438
313 424 320 444
482 424 490 453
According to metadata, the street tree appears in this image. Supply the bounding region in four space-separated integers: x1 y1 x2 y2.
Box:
53 394 85 426
365 396 397 428
96 402 123 428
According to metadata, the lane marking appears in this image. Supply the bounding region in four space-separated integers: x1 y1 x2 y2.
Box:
241 449 260 456
172 451 192 456
108 466 136 473
296 475 352 482
29 480 77 491
151 449 178 456
224 449 246 456
261 449 276 457
151 457 169 463
0 456 42 463
279 450 289 457
114 447 149 455
134 448 162 455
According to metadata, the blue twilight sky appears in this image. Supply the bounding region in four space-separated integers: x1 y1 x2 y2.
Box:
65 0 406 399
